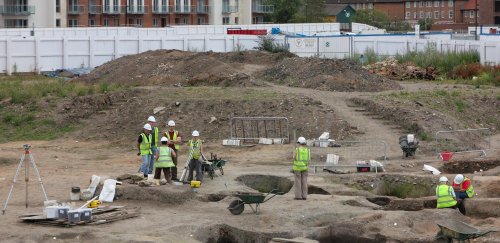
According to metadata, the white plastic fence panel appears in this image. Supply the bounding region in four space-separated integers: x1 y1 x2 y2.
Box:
287 37 318 57
318 36 351 58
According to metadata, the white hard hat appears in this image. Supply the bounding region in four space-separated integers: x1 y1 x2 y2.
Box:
297 137 306 144
143 124 152 130
160 136 168 142
454 174 464 184
168 120 175 126
439 176 448 183
148 116 156 122
192 130 200 137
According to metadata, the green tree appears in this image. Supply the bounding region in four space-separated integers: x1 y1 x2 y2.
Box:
303 0 326 23
418 18 433 31
266 0 303 23
352 9 389 29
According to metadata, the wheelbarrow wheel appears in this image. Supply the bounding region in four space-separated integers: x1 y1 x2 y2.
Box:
219 167 224 175
228 200 244 215
208 169 214 180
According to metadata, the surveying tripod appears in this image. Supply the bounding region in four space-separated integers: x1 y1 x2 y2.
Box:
2 144 48 215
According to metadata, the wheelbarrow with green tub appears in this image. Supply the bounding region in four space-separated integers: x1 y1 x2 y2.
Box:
436 219 497 242
227 189 284 215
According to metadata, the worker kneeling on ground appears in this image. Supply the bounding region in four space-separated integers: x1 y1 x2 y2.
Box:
292 137 310 200
436 176 465 215
187 130 203 183
452 174 475 200
154 136 177 185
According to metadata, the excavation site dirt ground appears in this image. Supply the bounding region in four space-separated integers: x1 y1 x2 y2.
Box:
0 50 499 243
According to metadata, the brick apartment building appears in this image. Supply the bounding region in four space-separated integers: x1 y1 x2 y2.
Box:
66 0 274 27
326 0 500 28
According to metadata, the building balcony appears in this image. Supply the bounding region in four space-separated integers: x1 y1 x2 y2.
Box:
174 5 192 14
127 5 146 14
0 5 35 15
222 5 238 13
196 5 210 14
152 5 169 14
253 5 274 14
102 5 122 14
68 5 84 15
89 5 101 14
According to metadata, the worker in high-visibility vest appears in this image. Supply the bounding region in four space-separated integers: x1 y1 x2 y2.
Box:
154 136 177 185
147 116 159 176
436 176 465 215
137 123 152 178
187 130 203 183
164 120 182 181
452 174 475 200
292 137 310 200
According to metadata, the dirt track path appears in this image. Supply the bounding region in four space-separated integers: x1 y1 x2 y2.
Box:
267 83 403 159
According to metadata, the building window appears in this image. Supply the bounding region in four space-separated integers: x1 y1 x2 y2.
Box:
420 11 424 18
414 1 417 7
419 1 424 7
448 10 453 18
153 18 158 27
406 2 410 8
137 18 142 27
68 19 78 27
426 12 431 18
56 19 60 27
368 3 373 9
448 0 453 7
114 18 119 26
197 16 205 25
426 1 431 7
470 10 474 18
222 17 230 24
441 11 445 18
434 11 439 18
103 18 109 26
434 1 439 7
235 17 239 24
414 12 417 18
5 19 28 28
362 3 366 9
357 3 361 9
56 0 61 13
89 19 96 26
405 12 410 19
441 0 445 7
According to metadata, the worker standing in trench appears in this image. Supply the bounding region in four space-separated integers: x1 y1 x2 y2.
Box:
187 130 203 183
452 174 475 215
436 176 465 215
292 137 310 200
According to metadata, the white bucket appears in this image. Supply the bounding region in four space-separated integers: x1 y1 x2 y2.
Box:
147 174 154 182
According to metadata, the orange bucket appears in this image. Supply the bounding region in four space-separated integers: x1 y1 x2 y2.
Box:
440 151 453 161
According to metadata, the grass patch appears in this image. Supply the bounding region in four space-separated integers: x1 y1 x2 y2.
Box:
0 109 76 142
395 44 480 77
0 76 126 104
455 99 466 112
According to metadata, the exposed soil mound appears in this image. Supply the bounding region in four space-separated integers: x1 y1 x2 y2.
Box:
441 159 500 174
79 50 294 86
260 57 401 92
66 87 354 143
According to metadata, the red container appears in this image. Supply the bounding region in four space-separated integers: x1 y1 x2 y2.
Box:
440 151 453 161
227 29 267 35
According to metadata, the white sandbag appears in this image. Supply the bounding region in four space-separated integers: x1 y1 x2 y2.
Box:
318 132 330 140
89 175 100 196
423 164 441 175
98 179 118 202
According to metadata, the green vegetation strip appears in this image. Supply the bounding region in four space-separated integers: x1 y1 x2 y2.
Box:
0 76 125 142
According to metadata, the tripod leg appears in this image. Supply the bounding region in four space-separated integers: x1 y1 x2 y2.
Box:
25 154 28 208
28 153 48 201
2 154 26 215
179 149 193 183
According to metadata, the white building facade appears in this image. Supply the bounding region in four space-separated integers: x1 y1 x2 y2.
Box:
0 0 66 28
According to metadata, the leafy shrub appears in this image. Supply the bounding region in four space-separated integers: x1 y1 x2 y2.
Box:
255 35 289 53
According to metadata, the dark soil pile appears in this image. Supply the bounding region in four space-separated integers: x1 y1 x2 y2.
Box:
79 50 294 87
441 159 500 174
260 57 401 92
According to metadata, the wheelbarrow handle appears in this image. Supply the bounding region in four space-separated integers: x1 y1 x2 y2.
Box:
262 189 284 203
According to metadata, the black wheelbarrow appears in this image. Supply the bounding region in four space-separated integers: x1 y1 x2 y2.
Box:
227 189 283 215
435 219 497 242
